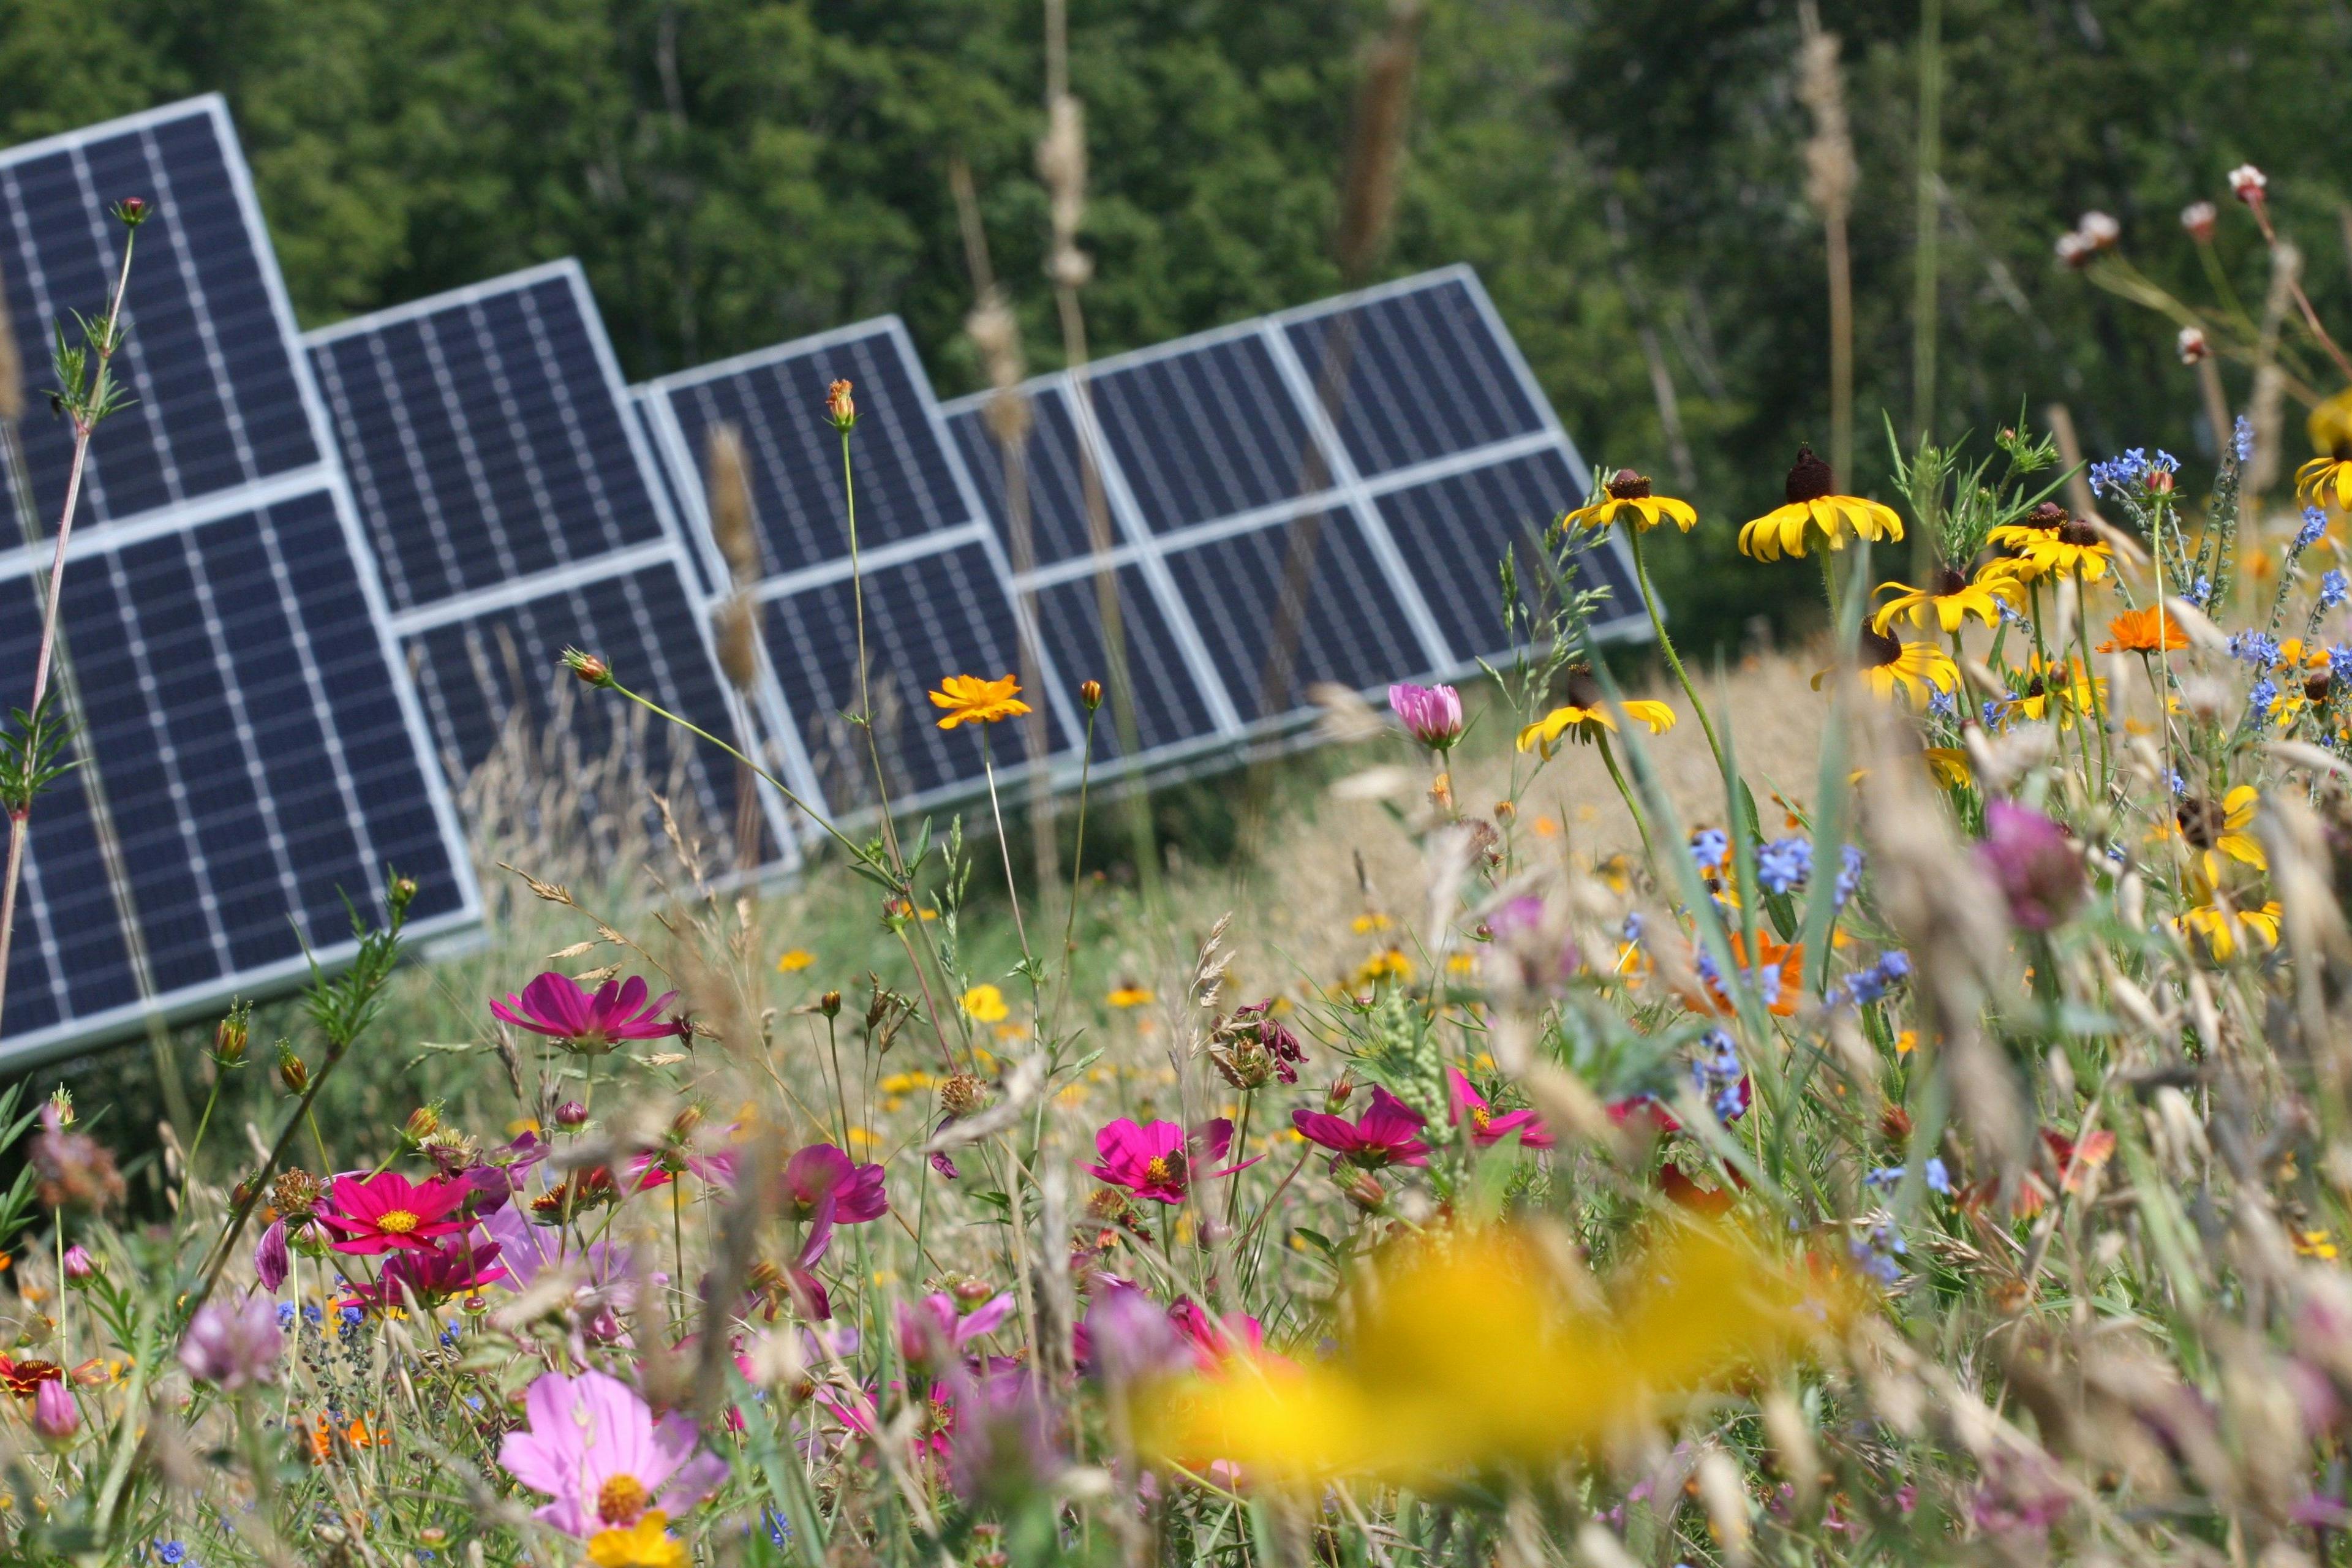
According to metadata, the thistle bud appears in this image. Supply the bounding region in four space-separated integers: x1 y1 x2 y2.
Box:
2181 200 2218 242
1079 679 1103 711
940 1072 987 1118
46 1088 72 1130
211 999 251 1068
825 379 857 432
555 1100 590 1128
561 647 612 687
113 197 147 228
818 989 842 1019
276 1040 308 1095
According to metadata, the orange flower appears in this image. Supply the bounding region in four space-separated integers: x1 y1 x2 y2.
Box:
2096 605 2189 653
1683 930 1806 1017
929 673 1031 728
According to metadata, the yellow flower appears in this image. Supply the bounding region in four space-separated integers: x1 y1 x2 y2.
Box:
1562 468 1698 533
1134 1223 1839 1483
1922 747 1972 788
2300 387 2352 508
1445 952 1477 976
1894 1030 1917 1055
1106 983 1154 1008
929 673 1031 728
1869 564 2021 634
2175 899 2282 960
2171 785 2266 888
588 1512 688 1568
1984 507 2113 582
2296 1229 2341 1260
775 948 814 973
960 984 1010 1023
2004 653 2103 729
1357 948 1414 984
1515 700 1676 757
1738 445 1903 561
1351 912 1393 933
1812 627 1958 707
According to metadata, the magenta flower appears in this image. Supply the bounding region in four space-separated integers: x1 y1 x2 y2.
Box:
343 1235 508 1314
1083 1118 1259 1205
1447 1069 1555 1150
1291 1085 1431 1169
497 1369 726 1538
179 1295 284 1390
254 1219 289 1291
780 1144 888 1224
489 973 679 1055
314 1170 471 1257
32 1378 76 1442
1169 1298 1269 1372
1389 682 1464 751
1975 799 2084 932
899 1290 1017 1368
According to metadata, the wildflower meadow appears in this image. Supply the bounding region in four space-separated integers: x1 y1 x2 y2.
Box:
16 83 2352 1568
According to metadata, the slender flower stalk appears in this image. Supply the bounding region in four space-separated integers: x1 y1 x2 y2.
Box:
1623 527 1725 778
0 205 142 1035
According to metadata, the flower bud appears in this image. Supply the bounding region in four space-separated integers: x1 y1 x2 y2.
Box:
211 999 251 1068
61 1245 93 1284
46 1089 72 1130
2182 200 2218 241
881 895 914 932
562 647 612 687
1343 1172 1387 1212
276 1041 309 1095
555 1100 590 1128
1975 799 2084 932
819 989 842 1018
2177 326 2209 364
404 1104 442 1145
254 1220 289 1292
389 875 418 911
32 1378 77 1442
2230 163 2268 204
113 197 146 228
1326 1070 1355 1110
1493 799 1515 823
1079 678 1103 711
950 1275 997 1307
826 379 857 431
940 1072 987 1118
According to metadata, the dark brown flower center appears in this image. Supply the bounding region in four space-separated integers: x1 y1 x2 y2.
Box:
2177 797 2225 849
1784 444 1836 505
2057 519 2100 547
1606 469 1653 500
2309 671 2334 702
1563 667 1602 707
1934 565 1969 597
2023 501 2067 531
1859 626 1902 668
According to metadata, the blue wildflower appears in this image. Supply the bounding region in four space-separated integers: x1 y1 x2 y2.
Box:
1690 1030 1746 1121
2235 415 2254 462
2324 570 2350 611
1689 828 1728 870
1864 1166 1904 1189
2188 575 2214 608
2298 507 2328 551
155 1545 189 1567
2332 645 2352 689
1834 843 1865 907
1924 1156 1951 1195
276 1303 295 1330
2166 767 2187 796
2228 630 2282 668
1849 1224 1907 1285
1621 911 1643 943
1755 836 1813 895
2250 677 2280 725
1928 685 1959 720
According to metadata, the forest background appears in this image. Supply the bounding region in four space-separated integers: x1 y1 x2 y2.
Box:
0 0 2342 646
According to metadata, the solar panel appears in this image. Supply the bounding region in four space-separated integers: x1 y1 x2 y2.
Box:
644 322 1084 818
0 99 321 535
0 97 477 1065
938 265 1643 783
308 263 800 873
0 487 469 1055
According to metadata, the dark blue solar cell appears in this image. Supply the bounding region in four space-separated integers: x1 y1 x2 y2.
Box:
1161 513 1428 723
761 541 1065 809
311 268 667 612
1088 333 1329 530
632 390 710 595
947 386 1115 568
1281 275 1544 479
0 100 318 532
655 325 970 577
403 559 780 871
1029 564 1220 757
0 489 463 1053
1372 448 1638 665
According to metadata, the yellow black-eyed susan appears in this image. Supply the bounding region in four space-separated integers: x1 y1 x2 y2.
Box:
1738 445 1904 562
1563 469 1698 533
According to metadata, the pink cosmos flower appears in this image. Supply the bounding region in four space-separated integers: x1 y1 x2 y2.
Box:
343 1235 508 1313
497 1368 726 1539
1447 1068 1555 1150
1083 1118 1259 1205
780 1144 888 1224
1291 1085 1430 1169
489 973 679 1055
179 1295 284 1390
1169 1299 1268 1372
1389 683 1464 751
899 1290 1017 1368
254 1219 290 1292
315 1170 470 1256
31 1377 76 1441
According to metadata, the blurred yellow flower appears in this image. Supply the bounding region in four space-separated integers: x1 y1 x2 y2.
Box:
2296 1229 2340 1260
775 948 815 973
2163 785 2267 889
1515 700 1676 756
1135 1223 1839 1483
1351 912 1393 933
930 673 1031 729
587 1512 687 1568
960 984 1010 1023
1922 748 1972 788
1531 815 1560 838
1563 469 1698 533
1738 445 1903 561
2175 900 2282 960
1357 949 1415 984
1107 983 1155 1008
1871 565 2019 634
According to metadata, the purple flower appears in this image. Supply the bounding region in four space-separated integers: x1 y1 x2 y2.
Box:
254 1220 289 1292
1077 1283 1189 1387
32 1378 76 1441
497 1368 726 1537
180 1295 284 1390
1975 800 2084 932
780 1145 888 1224
488 973 679 1055
897 1290 1017 1368
1388 683 1464 751
60 1245 94 1284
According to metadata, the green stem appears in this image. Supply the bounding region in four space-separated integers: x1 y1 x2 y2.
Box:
1625 527 1725 777
1594 734 1658 870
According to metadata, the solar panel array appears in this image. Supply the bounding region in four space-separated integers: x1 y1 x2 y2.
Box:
941 268 1643 772
0 97 1636 1065
0 97 473 1065
306 263 794 876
